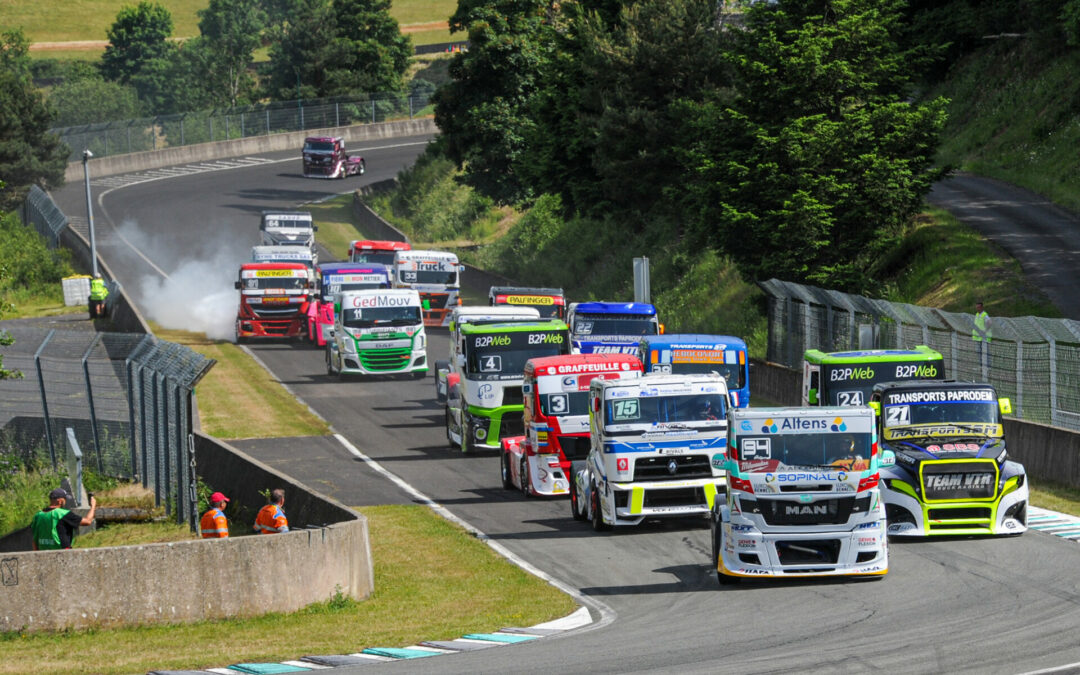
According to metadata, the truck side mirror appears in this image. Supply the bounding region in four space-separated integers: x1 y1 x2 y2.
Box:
659 323 665 335
313 225 319 231
998 397 1012 415
234 281 241 289
868 401 880 415
592 397 600 412
456 354 465 368
808 388 818 405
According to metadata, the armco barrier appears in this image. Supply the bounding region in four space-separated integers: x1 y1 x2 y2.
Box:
0 433 372 632
750 359 1080 489
65 117 438 182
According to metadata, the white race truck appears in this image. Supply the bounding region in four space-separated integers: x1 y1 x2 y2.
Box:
574 373 729 530
260 211 317 265
325 289 427 378
393 249 462 327
712 406 889 582
251 245 315 270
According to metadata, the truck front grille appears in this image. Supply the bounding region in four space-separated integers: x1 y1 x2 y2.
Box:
634 455 713 481
358 347 411 371
921 460 998 500
754 497 861 526
498 412 524 438
775 539 841 566
642 486 707 508
501 386 523 407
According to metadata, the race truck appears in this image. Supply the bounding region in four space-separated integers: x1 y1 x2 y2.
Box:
565 301 661 354
434 306 542 403
638 334 750 408
870 380 1028 537
260 211 317 264
489 286 567 320
307 262 391 346
251 245 315 271
444 320 571 452
712 406 889 582
302 136 365 179
234 262 312 341
802 346 944 407
393 249 462 327
350 239 411 266
325 289 427 379
500 354 643 497
574 373 729 530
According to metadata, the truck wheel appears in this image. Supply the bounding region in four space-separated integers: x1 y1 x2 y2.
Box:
520 458 531 497
714 528 738 585
500 452 513 490
446 408 457 449
358 159 366 175
590 479 610 532
569 465 585 521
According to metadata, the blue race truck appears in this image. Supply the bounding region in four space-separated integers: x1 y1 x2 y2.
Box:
638 334 750 408
565 301 660 355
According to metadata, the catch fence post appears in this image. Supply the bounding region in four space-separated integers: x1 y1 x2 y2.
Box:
34 330 57 468
81 334 104 473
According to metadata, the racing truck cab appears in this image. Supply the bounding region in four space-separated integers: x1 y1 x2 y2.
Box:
393 250 462 327
307 262 391 346
251 245 315 270
638 334 750 408
260 211 316 262
325 289 427 378
802 346 944 407
444 320 570 452
574 373 729 530
302 136 365 179
713 406 889 582
234 262 312 341
501 354 643 497
434 306 542 403
870 380 1027 537
350 239 411 266
489 286 567 320
565 301 660 354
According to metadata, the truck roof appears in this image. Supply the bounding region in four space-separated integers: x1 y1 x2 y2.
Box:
490 286 565 296
594 371 727 392
641 334 747 349
351 239 411 252
803 345 941 364
571 301 656 316
458 319 568 334
525 353 641 376
304 136 340 143
395 249 460 263
452 306 541 323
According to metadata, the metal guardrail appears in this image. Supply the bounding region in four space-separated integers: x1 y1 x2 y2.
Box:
50 92 434 162
759 278 1080 431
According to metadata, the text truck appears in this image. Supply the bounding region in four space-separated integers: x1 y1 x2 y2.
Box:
565 301 660 354
871 380 1027 537
802 346 944 407
234 263 312 341
394 249 462 327
638 334 750 408
574 373 729 530
325 289 427 378
501 354 643 497
712 406 888 582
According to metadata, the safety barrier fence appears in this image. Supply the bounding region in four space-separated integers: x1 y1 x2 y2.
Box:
51 92 434 162
0 326 215 529
759 278 1080 431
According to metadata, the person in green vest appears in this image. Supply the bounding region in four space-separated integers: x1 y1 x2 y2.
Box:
972 300 993 370
31 488 97 551
89 274 109 318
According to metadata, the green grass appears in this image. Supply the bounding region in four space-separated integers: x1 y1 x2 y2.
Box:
0 469 63 538
310 193 363 261
0 505 577 675
72 520 198 548
1030 481 1080 518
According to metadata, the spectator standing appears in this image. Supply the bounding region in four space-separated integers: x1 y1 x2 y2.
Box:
972 301 993 370
199 492 230 538
31 488 97 550
254 489 289 534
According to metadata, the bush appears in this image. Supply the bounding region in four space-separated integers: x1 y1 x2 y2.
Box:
0 211 73 299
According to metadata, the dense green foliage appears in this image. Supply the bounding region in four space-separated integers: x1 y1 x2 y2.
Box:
100 1 178 110
195 0 267 106
49 76 143 127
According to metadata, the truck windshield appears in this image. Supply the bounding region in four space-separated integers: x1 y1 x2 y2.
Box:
574 314 656 336
539 390 590 416
605 393 727 429
882 388 1000 438
465 330 569 381
304 141 335 152
342 306 421 328
262 217 312 230
353 251 398 266
399 269 457 285
242 277 307 290
495 297 563 318
736 432 873 471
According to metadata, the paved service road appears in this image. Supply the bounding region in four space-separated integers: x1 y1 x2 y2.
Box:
929 173 1080 319
50 144 1080 674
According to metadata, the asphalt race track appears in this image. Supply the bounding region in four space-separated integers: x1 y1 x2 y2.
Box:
50 136 1080 674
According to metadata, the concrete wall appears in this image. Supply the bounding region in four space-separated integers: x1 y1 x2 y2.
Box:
66 118 438 182
749 359 1080 488
0 434 373 632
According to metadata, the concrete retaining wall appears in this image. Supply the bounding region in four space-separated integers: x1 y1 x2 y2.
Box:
0 434 373 632
65 117 438 182
750 359 1080 488
59 224 150 334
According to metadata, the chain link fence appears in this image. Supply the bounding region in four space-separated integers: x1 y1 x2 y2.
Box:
0 326 215 528
50 92 435 163
759 278 1080 431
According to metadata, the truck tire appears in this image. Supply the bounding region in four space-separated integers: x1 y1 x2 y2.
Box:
520 458 531 497
358 159 366 175
590 479 610 532
500 452 513 490
569 464 585 521
713 525 738 585
445 408 457 449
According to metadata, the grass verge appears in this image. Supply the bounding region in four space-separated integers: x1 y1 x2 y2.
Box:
72 520 198 548
0 504 578 675
1030 482 1080 519
310 193 363 261
152 325 329 440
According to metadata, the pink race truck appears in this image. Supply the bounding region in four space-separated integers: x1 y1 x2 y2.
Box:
302 136 365 179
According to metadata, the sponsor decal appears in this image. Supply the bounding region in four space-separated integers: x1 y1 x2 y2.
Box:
255 269 294 277
856 522 878 530
556 362 628 375
894 364 939 378
591 345 639 354
740 420 753 432
888 522 916 533
760 417 842 433
659 448 687 455
737 539 756 548
887 424 1000 440
474 334 511 348
885 388 994 405
528 332 564 345
349 294 413 308
711 453 726 470
617 458 629 472
504 294 555 305
858 537 878 545
785 504 828 516
671 349 725 364
731 524 753 532
261 296 289 304
1005 520 1017 529
830 366 876 382
738 568 769 575
478 383 495 400
766 472 844 483
924 473 993 491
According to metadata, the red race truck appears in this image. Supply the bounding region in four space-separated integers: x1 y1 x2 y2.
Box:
234 262 312 342
501 353 643 497
349 239 411 266
302 136 365 179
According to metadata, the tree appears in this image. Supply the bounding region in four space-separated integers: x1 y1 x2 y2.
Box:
49 76 143 127
264 0 340 100
198 0 266 106
101 1 178 107
0 34 67 211
324 0 411 95
675 0 947 292
433 0 553 204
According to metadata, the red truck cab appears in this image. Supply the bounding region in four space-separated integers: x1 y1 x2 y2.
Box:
234 262 312 341
501 353 643 497
349 239 411 266
302 136 365 179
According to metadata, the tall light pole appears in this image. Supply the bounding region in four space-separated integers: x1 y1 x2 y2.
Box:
82 149 98 277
